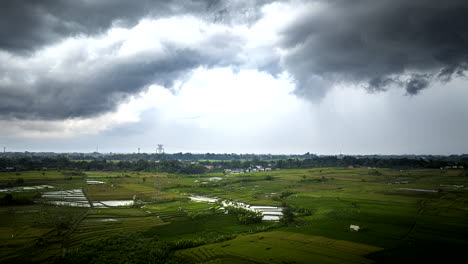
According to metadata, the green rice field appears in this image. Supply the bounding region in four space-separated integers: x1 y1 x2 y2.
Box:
1 167 467 263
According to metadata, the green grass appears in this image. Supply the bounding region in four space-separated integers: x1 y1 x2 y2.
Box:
85 183 136 200
1 167 467 263
67 207 165 247
175 231 382 264
145 214 277 242
0 204 87 262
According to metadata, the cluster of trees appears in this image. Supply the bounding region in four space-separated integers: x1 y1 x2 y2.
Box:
58 233 172 264
1 154 467 174
0 158 208 174
273 156 468 169
0 151 318 161
225 206 263 224
0 193 36 205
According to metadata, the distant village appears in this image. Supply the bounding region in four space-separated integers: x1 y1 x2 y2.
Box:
224 166 275 174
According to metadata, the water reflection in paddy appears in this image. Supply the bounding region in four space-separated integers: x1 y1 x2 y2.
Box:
42 189 90 207
189 195 283 221
92 200 134 208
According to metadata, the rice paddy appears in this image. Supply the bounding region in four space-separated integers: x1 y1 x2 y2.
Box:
1 167 467 263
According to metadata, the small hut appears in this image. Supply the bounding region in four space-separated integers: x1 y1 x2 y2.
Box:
349 225 360 232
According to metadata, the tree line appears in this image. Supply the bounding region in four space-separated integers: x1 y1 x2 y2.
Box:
0 154 466 174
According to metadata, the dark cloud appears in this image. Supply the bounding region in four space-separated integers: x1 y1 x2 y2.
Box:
3 0 467 122
0 33 244 120
0 0 262 120
279 0 468 100
0 0 272 55
405 74 430 95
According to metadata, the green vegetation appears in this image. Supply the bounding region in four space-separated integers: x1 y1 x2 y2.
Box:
175 231 382 264
225 206 263 224
2 153 467 174
1 165 467 263
59 233 172 264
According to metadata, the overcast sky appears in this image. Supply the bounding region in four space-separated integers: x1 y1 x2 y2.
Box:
1 0 468 155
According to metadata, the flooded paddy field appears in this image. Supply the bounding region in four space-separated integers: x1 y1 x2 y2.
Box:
189 195 283 220
92 200 134 208
42 189 90 207
1 167 467 263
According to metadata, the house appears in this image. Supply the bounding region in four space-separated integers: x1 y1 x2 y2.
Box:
349 225 360 232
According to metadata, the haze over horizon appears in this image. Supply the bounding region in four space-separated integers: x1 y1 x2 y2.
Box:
1 0 468 155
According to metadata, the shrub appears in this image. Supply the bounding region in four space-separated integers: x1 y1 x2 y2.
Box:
1 193 13 204
264 175 274 181
171 238 203 250
279 191 295 199
15 177 24 185
225 206 263 224
292 206 314 216
280 206 295 224
237 210 263 224
187 210 214 220
58 233 171 264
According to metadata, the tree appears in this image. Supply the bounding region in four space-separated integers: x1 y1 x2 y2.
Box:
15 177 24 185
280 204 295 225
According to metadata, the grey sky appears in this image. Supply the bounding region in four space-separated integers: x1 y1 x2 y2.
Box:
0 0 467 154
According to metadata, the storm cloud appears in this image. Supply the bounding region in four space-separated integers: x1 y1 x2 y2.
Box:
0 18 245 119
0 0 272 54
279 0 468 99
1 0 468 122
0 0 263 120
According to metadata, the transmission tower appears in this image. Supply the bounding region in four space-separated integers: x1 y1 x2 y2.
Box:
156 144 165 154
